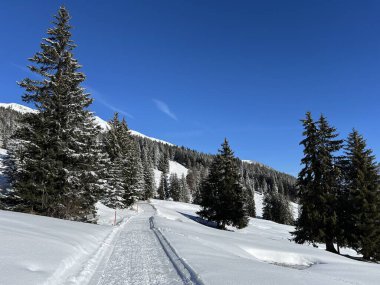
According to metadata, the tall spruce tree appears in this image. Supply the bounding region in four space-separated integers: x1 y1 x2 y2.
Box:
9 7 101 221
102 113 127 208
293 113 342 253
179 174 191 203
198 139 248 229
341 130 380 260
142 149 155 200
123 130 145 206
169 173 181 201
157 172 168 200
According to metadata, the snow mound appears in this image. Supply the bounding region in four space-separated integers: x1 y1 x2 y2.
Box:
0 103 37 114
242 247 316 269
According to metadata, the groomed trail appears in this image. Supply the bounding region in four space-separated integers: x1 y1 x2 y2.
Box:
92 203 184 285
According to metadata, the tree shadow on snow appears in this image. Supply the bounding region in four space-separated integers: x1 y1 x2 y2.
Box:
177 212 233 231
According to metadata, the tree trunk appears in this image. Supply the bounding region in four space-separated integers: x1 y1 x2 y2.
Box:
325 238 338 253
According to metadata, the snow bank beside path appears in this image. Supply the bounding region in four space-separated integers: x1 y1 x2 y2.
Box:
95 201 137 226
151 199 380 285
0 210 112 285
0 202 136 285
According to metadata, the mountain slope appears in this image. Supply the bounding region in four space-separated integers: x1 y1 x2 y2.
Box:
0 102 298 200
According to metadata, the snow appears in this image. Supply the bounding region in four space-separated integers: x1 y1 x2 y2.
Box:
151 199 380 285
93 116 110 131
95 201 136 226
0 210 113 285
153 160 189 188
0 198 136 284
0 102 174 146
242 159 273 169
169 160 188 178
0 103 37 114
130 130 174 146
93 203 182 285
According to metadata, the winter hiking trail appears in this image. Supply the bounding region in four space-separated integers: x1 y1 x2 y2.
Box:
91 202 185 285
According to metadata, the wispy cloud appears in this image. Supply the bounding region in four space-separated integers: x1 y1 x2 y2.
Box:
85 85 134 119
153 99 177 121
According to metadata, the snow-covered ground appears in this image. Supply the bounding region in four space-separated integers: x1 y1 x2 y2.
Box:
153 160 189 187
151 199 380 285
93 203 182 285
0 195 378 284
0 200 136 285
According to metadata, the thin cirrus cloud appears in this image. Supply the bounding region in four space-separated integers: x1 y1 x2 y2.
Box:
153 99 178 121
84 85 134 119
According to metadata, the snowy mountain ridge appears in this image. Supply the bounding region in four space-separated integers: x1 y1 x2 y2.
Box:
0 103 37 114
0 102 173 146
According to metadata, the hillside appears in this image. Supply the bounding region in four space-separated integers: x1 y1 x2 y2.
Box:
0 102 298 201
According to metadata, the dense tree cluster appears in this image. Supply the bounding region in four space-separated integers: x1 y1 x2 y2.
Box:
263 191 294 225
293 112 380 261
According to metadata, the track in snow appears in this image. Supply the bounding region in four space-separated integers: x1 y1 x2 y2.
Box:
94 203 183 285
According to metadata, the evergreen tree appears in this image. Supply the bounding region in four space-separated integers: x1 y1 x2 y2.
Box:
9 7 101 221
341 130 380 260
179 174 191 203
157 172 168 200
169 173 181 201
293 113 342 252
245 188 256 218
158 151 170 173
263 191 294 225
198 139 248 229
101 113 126 208
124 139 145 206
142 149 155 200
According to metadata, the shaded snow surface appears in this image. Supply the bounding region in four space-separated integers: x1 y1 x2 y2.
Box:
151 199 380 285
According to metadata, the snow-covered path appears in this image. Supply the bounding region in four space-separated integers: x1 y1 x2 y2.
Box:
94 203 183 285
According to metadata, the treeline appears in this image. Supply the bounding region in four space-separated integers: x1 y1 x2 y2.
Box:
293 112 380 261
132 135 298 202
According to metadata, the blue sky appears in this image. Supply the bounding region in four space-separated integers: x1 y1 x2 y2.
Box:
1 0 379 176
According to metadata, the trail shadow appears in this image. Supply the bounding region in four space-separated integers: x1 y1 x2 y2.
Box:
177 212 234 231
